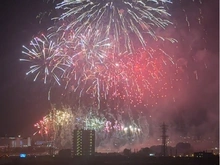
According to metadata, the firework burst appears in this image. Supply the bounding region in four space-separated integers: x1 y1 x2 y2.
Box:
21 34 66 85
20 0 180 109
34 106 149 149
56 0 173 54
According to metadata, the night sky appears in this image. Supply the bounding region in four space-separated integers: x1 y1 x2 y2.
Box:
0 0 219 145
0 0 55 136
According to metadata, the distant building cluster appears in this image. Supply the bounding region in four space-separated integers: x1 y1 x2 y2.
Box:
194 151 215 158
0 136 31 149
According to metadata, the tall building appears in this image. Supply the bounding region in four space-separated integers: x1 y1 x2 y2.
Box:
160 122 168 156
72 130 95 156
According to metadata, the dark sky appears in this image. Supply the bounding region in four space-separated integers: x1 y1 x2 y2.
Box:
0 0 219 140
0 0 54 136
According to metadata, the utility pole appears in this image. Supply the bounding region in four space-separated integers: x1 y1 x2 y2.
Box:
50 108 55 156
160 122 168 156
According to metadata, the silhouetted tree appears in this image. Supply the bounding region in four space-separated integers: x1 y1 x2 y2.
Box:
123 148 131 156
